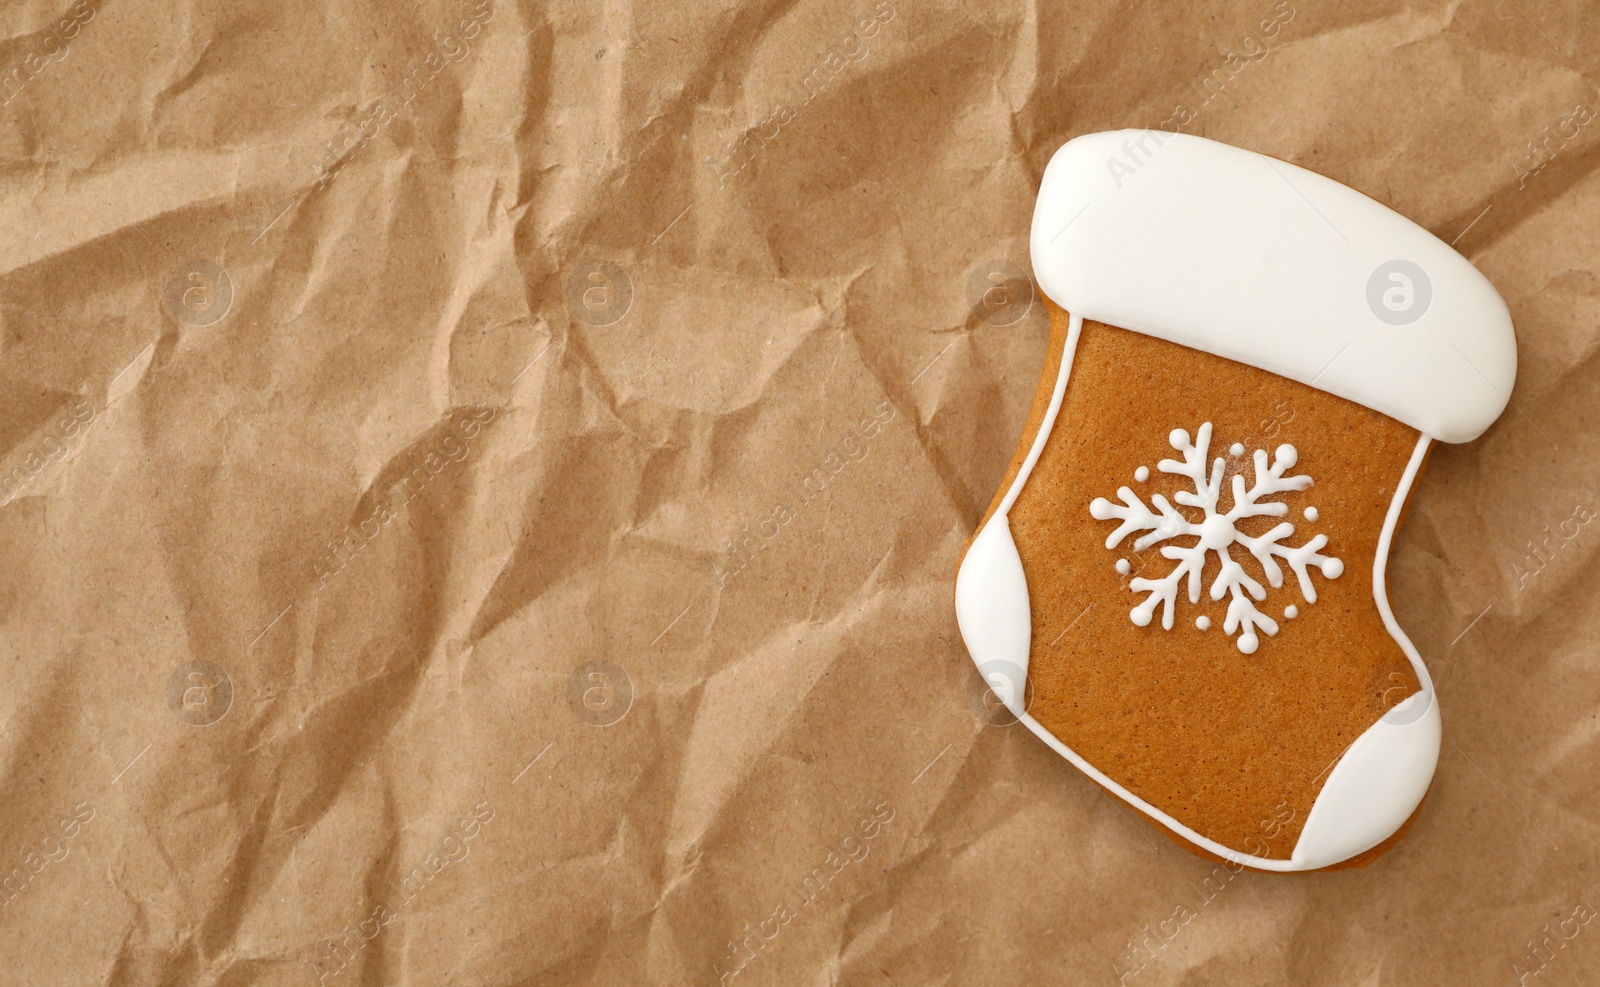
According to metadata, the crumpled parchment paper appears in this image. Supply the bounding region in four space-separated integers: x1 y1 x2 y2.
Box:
2 0 1597 984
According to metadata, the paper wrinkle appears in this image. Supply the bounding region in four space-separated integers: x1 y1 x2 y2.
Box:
667 617 846 863
836 331 973 519
0 149 235 276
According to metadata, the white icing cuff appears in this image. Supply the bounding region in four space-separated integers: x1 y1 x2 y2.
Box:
1030 131 1516 443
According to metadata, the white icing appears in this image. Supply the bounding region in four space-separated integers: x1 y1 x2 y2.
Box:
954 518 1033 715
1305 506 1319 522
1030 131 1517 443
1115 558 1130 574
1284 605 1298 619
1371 436 1437 695
1288 434 1440 868
955 320 1443 871
1089 423 1342 653
1229 442 1244 456
1134 465 1150 482
1195 615 1211 631
995 317 1084 519
1290 691 1440 869
954 314 1087 714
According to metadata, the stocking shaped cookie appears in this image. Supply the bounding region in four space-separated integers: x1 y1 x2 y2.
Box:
955 131 1515 871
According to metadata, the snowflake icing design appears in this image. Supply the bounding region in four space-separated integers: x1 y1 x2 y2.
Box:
1089 422 1344 654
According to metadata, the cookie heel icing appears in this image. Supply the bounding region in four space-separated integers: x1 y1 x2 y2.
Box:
1290 690 1441 869
954 516 1032 715
956 309 1084 714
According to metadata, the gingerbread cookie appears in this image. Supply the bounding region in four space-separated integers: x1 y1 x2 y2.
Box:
955 131 1516 871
